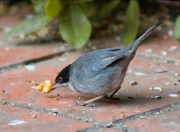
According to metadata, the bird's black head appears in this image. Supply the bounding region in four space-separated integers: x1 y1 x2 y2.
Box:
55 64 70 84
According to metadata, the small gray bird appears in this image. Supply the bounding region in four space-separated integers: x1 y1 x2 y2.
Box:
54 21 163 106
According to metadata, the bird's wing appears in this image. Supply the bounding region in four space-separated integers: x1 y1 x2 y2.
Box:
99 48 126 69
72 47 126 72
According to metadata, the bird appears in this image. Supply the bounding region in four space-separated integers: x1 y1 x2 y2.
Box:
53 20 163 107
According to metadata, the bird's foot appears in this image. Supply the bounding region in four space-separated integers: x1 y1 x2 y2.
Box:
104 95 121 101
73 100 96 107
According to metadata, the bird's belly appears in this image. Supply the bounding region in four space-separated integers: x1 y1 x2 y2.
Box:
68 66 127 95
68 76 123 95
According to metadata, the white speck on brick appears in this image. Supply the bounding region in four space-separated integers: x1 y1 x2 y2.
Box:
8 120 25 126
144 49 152 53
165 83 170 85
59 102 67 104
153 87 162 91
169 46 178 51
134 72 145 76
31 86 37 89
169 94 178 97
25 65 35 71
59 57 66 61
161 50 167 56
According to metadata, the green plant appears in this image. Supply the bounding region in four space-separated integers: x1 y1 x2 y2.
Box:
9 0 179 49
121 0 139 44
174 15 180 40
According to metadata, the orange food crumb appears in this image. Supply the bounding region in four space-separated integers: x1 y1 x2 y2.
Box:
36 80 53 93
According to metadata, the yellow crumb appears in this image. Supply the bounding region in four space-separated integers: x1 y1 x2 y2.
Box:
36 80 53 94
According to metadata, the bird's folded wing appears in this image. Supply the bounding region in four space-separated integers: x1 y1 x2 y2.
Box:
100 54 125 69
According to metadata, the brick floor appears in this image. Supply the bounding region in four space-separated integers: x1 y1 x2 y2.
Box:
0 42 72 67
126 108 180 132
0 105 93 132
1 15 180 132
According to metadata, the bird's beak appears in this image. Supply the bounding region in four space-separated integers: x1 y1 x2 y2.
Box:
52 82 59 91
52 82 68 91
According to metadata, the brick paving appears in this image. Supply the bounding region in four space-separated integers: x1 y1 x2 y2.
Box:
1 16 180 132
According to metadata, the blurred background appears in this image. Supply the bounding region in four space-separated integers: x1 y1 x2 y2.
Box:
0 0 179 49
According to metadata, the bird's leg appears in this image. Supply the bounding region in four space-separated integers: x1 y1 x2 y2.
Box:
110 86 121 98
74 95 105 107
84 95 105 105
105 86 121 100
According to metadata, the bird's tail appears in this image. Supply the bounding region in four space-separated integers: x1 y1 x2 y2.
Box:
127 20 163 55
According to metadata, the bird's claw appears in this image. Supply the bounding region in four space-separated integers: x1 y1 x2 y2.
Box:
73 100 96 107
104 95 121 101
73 100 84 106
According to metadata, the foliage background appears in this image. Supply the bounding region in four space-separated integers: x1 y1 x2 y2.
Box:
3 0 180 49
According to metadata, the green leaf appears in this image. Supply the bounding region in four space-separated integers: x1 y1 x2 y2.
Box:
45 0 62 18
59 4 92 49
31 0 48 13
174 15 180 40
4 14 52 40
121 0 139 44
94 0 121 20
78 2 93 17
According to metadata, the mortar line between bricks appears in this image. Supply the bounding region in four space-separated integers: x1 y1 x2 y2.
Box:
113 101 180 124
111 101 180 131
1 47 179 72
0 47 74 72
1 100 180 130
79 102 180 131
0 100 105 126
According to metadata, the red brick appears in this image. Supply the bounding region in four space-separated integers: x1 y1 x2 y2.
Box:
0 43 72 67
138 38 180 62
0 105 93 132
1 15 22 27
0 52 179 123
126 108 180 132
1 7 179 132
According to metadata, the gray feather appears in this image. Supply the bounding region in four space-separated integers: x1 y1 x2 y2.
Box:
65 21 163 95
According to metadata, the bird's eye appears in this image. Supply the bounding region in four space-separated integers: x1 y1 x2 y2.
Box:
58 77 63 82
